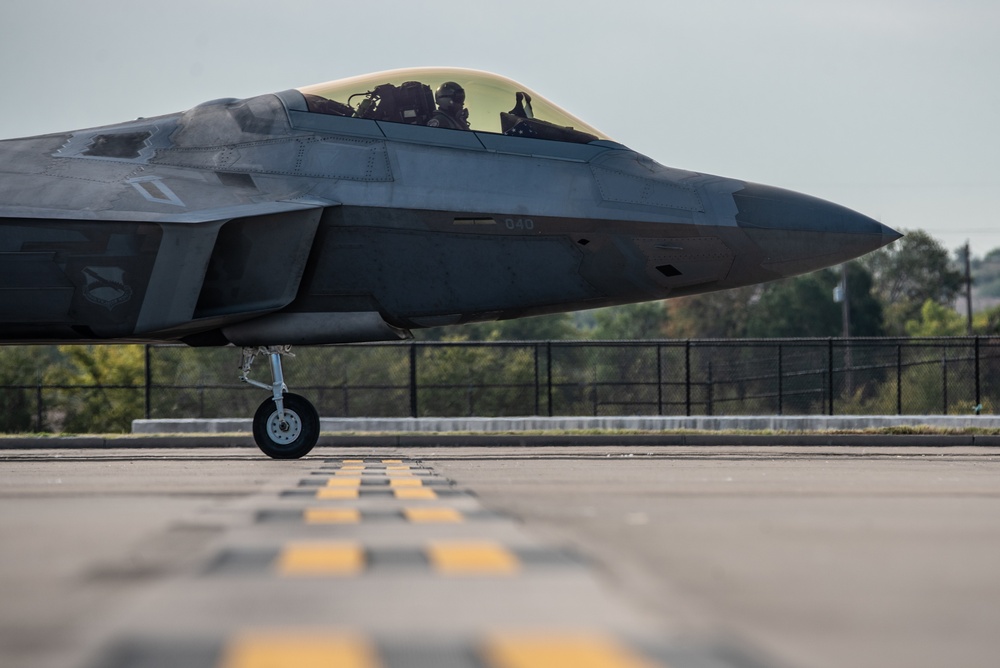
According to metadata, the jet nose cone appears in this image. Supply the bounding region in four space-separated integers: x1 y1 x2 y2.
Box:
881 223 904 246
733 183 899 277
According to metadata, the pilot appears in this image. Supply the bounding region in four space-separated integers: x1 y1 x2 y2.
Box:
427 82 471 130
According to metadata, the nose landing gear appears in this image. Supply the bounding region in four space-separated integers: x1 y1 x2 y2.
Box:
240 346 319 459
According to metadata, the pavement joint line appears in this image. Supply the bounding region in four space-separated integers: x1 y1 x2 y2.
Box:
16 432 1000 449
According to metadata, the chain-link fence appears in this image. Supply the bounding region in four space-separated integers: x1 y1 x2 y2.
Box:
2 338 997 432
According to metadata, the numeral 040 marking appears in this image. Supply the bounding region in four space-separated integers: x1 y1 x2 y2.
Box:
504 218 534 231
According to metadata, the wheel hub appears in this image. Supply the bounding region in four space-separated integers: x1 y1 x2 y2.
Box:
266 410 302 444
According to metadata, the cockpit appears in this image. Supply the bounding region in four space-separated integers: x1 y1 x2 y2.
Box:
297 68 612 145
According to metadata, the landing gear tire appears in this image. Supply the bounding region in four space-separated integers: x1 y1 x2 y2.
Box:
252 392 319 459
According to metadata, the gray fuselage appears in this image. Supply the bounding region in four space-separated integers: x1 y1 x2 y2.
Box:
0 82 898 345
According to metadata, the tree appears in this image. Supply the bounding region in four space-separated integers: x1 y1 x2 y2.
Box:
841 261 886 337
974 305 1000 334
414 312 578 341
905 300 967 336
665 286 758 338
590 301 668 339
746 272 840 337
415 336 539 416
45 345 145 433
860 229 963 335
969 247 1000 298
664 262 884 339
0 346 53 432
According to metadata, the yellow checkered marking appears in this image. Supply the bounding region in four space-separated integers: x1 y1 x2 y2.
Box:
315 488 359 500
341 459 364 463
389 478 423 488
304 508 360 524
428 541 519 575
382 459 402 463
327 477 362 487
484 633 657 668
404 507 463 523
219 631 378 668
276 542 364 576
394 488 437 500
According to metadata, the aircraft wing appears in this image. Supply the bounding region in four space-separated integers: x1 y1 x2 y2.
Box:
0 116 338 341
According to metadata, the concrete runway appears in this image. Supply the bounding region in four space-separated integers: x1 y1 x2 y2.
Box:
1 444 999 668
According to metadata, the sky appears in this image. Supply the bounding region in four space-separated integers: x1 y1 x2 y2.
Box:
1 0 997 255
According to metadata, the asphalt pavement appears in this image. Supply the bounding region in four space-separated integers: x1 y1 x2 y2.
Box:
1 443 999 668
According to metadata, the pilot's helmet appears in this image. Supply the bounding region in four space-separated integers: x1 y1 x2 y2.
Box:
435 82 466 112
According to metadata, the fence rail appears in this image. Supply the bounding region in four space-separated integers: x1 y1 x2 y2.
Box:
1 337 997 432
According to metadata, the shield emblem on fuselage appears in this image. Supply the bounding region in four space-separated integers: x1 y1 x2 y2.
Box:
81 266 133 310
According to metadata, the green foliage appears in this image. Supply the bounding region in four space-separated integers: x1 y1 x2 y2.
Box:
149 346 262 419
905 300 967 336
0 347 52 432
667 262 883 339
969 247 1000 298
974 305 1000 335
861 229 964 335
841 261 886 336
415 340 539 416
590 302 668 339
665 286 757 338
46 345 145 433
414 313 577 341
746 272 840 337
301 346 412 418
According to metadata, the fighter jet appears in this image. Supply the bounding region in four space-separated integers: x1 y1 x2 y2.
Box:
0 67 899 458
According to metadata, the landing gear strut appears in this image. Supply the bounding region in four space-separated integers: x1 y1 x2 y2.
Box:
239 346 319 459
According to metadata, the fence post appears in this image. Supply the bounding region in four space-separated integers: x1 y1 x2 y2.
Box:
706 361 713 416
975 336 981 409
684 340 691 417
896 343 902 415
36 383 43 431
656 343 663 416
827 338 834 416
144 344 152 420
409 342 418 418
942 352 948 415
546 341 553 417
777 343 783 416
533 344 540 416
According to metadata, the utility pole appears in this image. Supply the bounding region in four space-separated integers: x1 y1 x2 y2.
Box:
964 241 973 335
840 263 851 338
836 263 852 394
